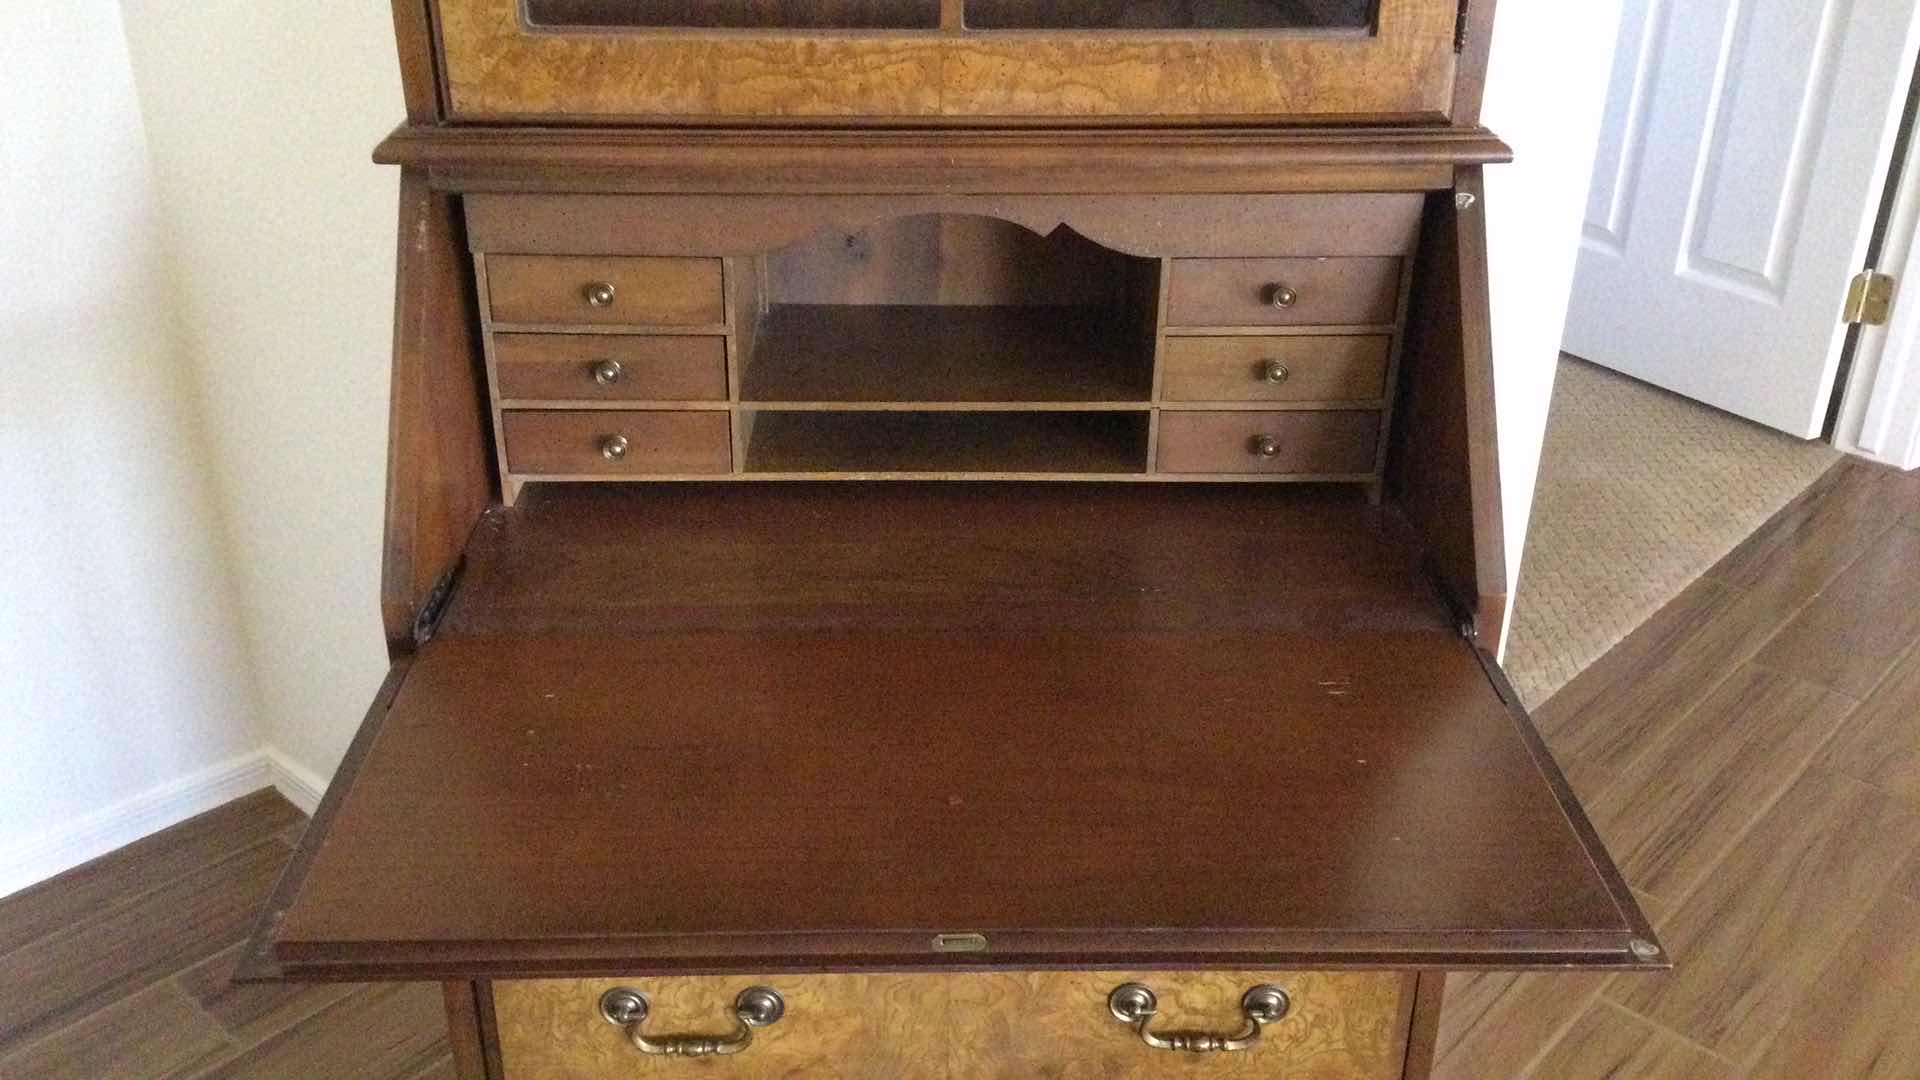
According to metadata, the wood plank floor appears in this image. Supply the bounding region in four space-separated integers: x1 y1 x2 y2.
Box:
1437 456 1920 1079
2 457 1915 1078
0 791 451 1079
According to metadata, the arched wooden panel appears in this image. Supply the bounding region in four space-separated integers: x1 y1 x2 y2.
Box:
463 192 1426 259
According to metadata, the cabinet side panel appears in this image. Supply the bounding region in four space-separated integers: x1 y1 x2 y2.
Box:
383 169 496 654
391 0 446 122
1388 168 1506 645
1449 0 1500 126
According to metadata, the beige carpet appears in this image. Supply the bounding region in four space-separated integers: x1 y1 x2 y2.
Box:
1503 356 1840 708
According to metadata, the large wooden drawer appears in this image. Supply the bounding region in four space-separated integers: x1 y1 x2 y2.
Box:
1157 410 1381 476
501 410 732 476
493 334 729 403
487 256 725 327
1162 335 1393 403
1167 258 1403 327
493 971 1410 1079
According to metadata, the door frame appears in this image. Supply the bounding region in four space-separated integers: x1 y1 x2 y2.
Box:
1833 52 1920 470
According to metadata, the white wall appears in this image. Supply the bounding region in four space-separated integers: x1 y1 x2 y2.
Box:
1482 0 1627 653
0 1 265 896
118 2 405 800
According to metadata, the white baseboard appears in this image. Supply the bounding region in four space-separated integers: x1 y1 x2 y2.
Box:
0 751 274 900
264 747 329 816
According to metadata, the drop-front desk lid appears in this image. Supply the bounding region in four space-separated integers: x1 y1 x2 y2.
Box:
259 483 1657 980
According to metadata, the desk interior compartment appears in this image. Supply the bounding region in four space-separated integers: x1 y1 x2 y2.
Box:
741 215 1161 408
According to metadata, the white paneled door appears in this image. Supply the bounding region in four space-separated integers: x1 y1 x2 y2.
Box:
1566 0 1920 436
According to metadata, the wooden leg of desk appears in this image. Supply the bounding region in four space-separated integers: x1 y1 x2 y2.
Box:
444 980 493 1080
1402 971 1448 1080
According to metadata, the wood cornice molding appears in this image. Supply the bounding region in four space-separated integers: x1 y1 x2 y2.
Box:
373 124 1513 194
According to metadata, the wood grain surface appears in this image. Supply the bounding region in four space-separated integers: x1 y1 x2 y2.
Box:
376 125 1508 197
1155 409 1380 475
27 467 1920 1077
1745 871 1920 1079
1523 1001 1738 1080
741 305 1152 404
949 970 1408 1079
764 214 1142 308
1168 257 1402 330
381 170 494 655
526 0 940 29
486 256 724 327
1387 174 1505 646
742 408 1150 473
267 481 1639 977
495 971 1408 1078
1161 335 1392 404
495 975 945 1079
1579 665 1859 902
442 482 1448 636
1604 768 1920 1058
463 193 1428 261
501 410 732 475
432 0 1457 121
493 334 728 403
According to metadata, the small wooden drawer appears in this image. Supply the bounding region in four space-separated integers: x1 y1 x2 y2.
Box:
486 255 725 326
492 971 1409 1078
1168 257 1402 327
501 410 732 476
493 334 728 403
1157 410 1381 476
1163 335 1392 403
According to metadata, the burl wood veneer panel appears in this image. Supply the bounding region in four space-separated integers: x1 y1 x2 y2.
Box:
949 970 1409 1078
433 0 1457 121
495 975 944 1079
494 971 1408 1078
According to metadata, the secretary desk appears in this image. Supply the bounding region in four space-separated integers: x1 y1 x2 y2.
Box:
244 2 1663 1075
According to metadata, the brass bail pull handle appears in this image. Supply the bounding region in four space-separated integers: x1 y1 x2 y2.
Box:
1107 983 1290 1054
599 986 786 1058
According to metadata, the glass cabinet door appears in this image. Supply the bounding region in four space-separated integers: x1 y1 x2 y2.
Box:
965 0 1376 31
434 0 1459 123
524 1 942 29
526 0 1372 30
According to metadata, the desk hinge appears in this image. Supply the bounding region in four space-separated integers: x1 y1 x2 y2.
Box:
1454 0 1471 52
411 565 460 647
1843 269 1896 326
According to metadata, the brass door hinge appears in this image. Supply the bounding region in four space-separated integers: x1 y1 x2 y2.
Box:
411 564 460 646
1455 0 1471 52
1844 269 1896 326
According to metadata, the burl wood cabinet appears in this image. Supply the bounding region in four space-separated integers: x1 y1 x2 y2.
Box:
244 3 1663 1076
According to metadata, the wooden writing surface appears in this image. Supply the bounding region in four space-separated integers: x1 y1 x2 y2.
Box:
271 484 1640 978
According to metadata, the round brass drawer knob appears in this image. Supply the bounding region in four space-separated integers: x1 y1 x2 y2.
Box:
1261 360 1292 385
1266 284 1299 309
584 281 617 308
592 359 624 386
1250 434 1282 459
601 435 630 462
